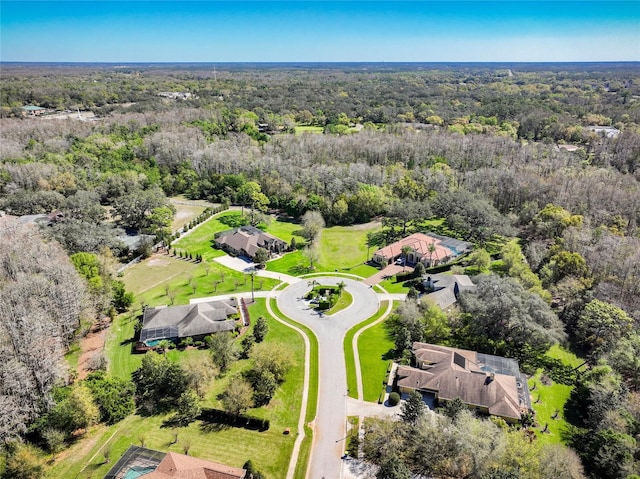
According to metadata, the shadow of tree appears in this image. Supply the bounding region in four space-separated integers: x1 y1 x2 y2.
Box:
199 421 230 433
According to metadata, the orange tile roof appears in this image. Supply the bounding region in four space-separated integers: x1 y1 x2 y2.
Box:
141 452 246 479
374 233 453 262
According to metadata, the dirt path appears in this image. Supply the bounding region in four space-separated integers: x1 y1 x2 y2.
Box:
76 323 109 380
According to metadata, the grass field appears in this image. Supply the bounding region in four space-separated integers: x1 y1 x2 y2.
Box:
52 299 305 479
266 223 382 276
123 255 278 307
294 125 324 135
527 345 581 446
318 223 382 271
344 301 390 399
528 370 573 446
358 318 396 402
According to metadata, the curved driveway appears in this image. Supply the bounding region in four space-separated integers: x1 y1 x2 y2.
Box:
277 277 380 479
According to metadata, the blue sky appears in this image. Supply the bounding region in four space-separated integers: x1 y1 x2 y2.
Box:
1 1 639 62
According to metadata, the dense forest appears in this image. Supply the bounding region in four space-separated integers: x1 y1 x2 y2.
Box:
1 63 639 478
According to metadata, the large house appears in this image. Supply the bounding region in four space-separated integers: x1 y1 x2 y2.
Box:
372 232 471 268
396 343 531 423
139 299 238 346
215 225 288 261
105 446 246 479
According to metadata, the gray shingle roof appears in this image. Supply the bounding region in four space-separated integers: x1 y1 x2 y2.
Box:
141 300 237 344
422 273 476 309
215 226 287 259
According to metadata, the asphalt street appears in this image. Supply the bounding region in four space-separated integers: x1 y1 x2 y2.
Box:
277 277 380 479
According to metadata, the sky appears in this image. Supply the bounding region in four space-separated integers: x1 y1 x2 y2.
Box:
1 1 639 62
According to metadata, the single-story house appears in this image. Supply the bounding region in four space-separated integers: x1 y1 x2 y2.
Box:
139 299 238 345
21 105 47 116
372 232 471 268
104 445 246 479
215 225 287 260
421 274 476 310
396 343 531 423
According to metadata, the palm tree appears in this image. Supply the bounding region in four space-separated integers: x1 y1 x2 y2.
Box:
337 280 346 295
427 241 437 267
401 245 412 272
157 339 171 356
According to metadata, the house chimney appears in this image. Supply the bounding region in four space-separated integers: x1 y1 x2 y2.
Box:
485 372 495 385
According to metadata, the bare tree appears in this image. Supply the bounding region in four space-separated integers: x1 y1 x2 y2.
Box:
301 210 325 244
167 290 177 305
0 221 91 442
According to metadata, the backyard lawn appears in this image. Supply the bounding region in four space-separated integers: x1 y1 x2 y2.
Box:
56 299 305 479
528 370 573 446
527 344 581 445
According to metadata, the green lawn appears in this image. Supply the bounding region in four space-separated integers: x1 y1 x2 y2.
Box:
172 211 243 261
528 370 573 446
123 256 278 308
53 299 304 479
294 125 324 135
344 301 390 399
318 223 382 271
545 343 583 368
326 290 353 315
358 318 396 402
266 250 307 275
347 264 379 278
379 277 411 293
266 223 382 276
263 217 306 245
527 345 581 446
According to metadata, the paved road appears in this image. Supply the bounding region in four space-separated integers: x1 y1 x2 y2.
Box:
277 277 379 479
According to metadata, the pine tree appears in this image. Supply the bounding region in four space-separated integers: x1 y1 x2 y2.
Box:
400 391 425 425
